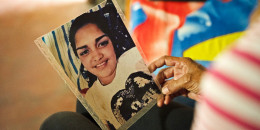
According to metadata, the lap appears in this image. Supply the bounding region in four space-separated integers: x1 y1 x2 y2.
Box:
40 111 100 130
41 100 194 130
129 102 194 130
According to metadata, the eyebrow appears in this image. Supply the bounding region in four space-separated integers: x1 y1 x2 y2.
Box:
76 34 108 51
76 45 87 50
95 34 108 43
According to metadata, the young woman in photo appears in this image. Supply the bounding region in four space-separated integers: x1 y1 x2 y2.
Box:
69 3 160 129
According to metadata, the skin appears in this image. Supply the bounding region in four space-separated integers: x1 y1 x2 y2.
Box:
148 56 206 107
75 23 117 85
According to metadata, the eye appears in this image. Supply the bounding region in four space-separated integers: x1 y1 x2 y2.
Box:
97 40 109 48
80 49 89 56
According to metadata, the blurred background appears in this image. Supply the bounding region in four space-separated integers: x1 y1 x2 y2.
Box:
0 0 257 129
0 0 126 129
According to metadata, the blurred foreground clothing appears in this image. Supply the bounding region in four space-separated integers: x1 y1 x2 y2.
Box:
192 15 260 130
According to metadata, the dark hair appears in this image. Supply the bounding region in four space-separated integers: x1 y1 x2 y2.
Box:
69 2 135 88
69 7 119 58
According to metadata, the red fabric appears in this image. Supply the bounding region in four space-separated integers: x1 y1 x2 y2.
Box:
132 0 203 63
208 68 260 103
204 96 260 130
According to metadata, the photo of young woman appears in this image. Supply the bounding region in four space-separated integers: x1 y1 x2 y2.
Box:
69 2 160 129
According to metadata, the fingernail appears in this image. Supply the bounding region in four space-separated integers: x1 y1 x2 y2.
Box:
157 102 162 107
162 87 169 94
164 100 167 105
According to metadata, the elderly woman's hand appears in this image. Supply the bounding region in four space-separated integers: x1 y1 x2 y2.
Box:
148 56 206 107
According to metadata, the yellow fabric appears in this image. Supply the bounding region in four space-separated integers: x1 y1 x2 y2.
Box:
183 32 244 61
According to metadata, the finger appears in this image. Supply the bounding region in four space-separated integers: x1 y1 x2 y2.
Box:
187 92 201 102
173 62 184 80
162 66 175 79
164 95 173 105
175 62 181 68
157 94 165 107
161 73 191 95
148 56 182 72
155 67 175 85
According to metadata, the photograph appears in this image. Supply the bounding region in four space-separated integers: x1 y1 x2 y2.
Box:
35 0 160 129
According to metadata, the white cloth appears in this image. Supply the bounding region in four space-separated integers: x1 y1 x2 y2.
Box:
85 47 153 129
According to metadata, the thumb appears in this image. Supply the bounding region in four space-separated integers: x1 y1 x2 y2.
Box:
161 73 191 95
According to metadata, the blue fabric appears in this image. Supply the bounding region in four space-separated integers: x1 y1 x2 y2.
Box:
172 0 257 67
130 2 147 32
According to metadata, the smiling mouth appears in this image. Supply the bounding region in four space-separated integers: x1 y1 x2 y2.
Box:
95 59 108 68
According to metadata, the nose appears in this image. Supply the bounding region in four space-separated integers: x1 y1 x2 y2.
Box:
92 50 103 62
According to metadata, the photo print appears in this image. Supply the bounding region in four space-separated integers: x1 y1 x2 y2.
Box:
35 0 160 129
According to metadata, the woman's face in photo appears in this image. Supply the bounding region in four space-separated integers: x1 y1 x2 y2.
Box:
75 23 117 85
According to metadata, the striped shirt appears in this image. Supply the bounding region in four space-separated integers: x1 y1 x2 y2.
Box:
192 16 260 130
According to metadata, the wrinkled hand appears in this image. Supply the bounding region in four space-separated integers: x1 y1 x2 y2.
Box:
148 56 206 107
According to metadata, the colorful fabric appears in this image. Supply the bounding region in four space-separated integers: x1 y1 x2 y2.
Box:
130 0 257 67
192 17 260 130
